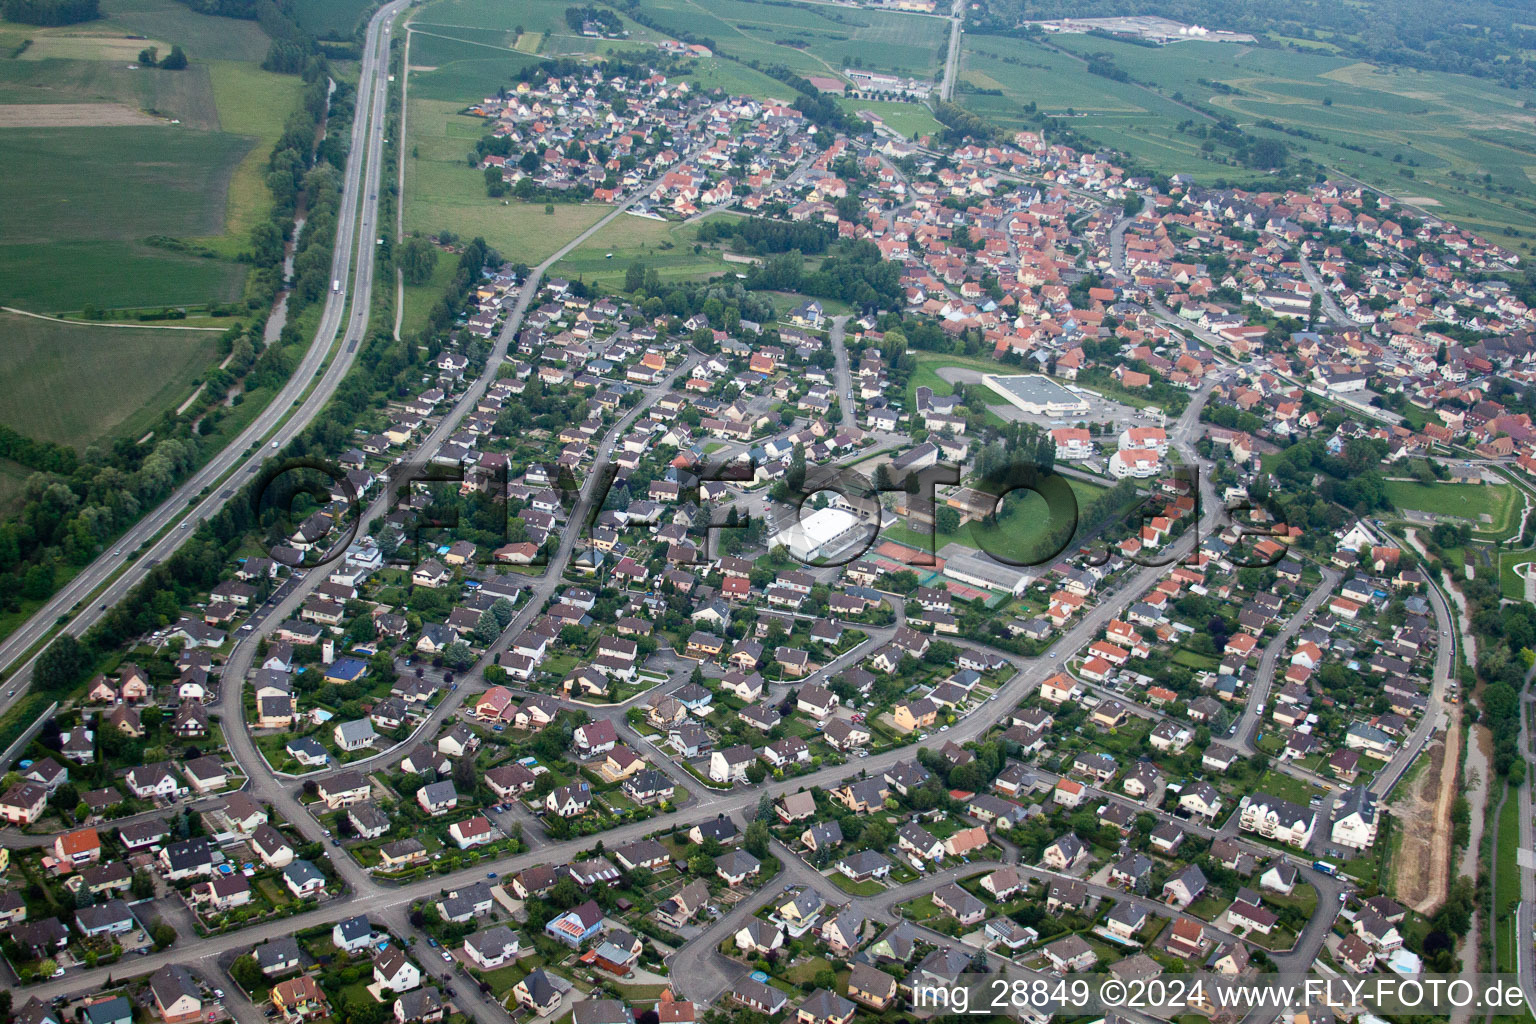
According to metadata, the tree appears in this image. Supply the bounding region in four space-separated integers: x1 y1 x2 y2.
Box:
442 641 475 671
472 609 501 646
399 235 440 286
490 597 515 629
137 45 157 64
35 634 89 697
453 754 477 792
744 819 770 858
230 955 263 993
688 852 714 876
159 44 187 69
152 922 176 949
935 505 961 535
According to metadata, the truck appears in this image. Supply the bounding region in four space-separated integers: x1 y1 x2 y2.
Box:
332 279 341 292
1312 860 1338 876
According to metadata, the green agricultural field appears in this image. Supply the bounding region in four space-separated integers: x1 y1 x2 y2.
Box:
404 28 545 104
92 0 272 62
0 58 221 127
406 0 662 91
1384 480 1520 537
630 0 946 80
551 214 733 285
199 61 307 255
2 126 250 243
293 0 374 38
0 0 309 310
0 311 221 448
958 32 1536 253
0 241 246 311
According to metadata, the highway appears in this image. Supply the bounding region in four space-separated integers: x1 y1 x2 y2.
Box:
939 0 963 101
0 0 410 702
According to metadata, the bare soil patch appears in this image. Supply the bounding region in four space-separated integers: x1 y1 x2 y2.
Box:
1391 713 1459 912
0 103 158 127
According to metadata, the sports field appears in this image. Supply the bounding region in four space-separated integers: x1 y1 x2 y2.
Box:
838 97 941 139
882 477 1109 565
0 311 220 448
956 32 1536 252
1385 480 1521 537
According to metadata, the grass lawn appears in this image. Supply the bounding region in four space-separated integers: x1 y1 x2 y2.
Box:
828 872 885 896
1171 648 1219 670
1493 783 1522 974
784 956 836 985
1384 480 1519 538
0 311 221 447
1498 548 1533 601
400 253 460 338
906 351 1014 428
551 214 733 286
900 893 940 920
1255 769 1327 807
1268 883 1318 920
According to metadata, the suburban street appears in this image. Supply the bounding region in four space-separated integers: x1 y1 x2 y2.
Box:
20 355 1354 1019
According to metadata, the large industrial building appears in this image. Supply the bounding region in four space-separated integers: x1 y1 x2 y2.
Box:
768 505 873 564
982 374 1092 417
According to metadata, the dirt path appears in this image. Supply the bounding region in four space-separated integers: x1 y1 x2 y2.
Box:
0 305 227 332
1456 725 1491 984
1391 712 1460 911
